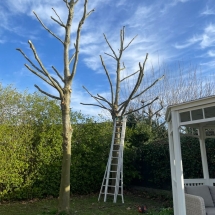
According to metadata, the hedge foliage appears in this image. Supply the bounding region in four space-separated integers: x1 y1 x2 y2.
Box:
124 136 215 190
0 84 113 200
1 84 215 200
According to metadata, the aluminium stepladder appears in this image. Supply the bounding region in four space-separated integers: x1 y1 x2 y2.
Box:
98 116 127 203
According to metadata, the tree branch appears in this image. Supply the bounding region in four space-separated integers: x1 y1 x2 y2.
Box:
16 48 45 75
34 84 61 100
25 64 63 94
100 55 114 105
120 70 140 82
51 16 66 28
124 97 159 116
74 0 80 4
152 102 163 118
123 35 138 51
104 52 116 60
27 40 64 97
120 62 126 71
51 76 63 90
119 53 148 115
52 66 64 83
24 64 54 87
70 0 95 82
69 53 75 64
130 75 164 101
51 8 66 27
86 9 95 18
82 86 108 110
80 102 111 111
157 121 166 128
97 94 112 107
33 11 64 44
120 27 125 54
63 0 70 9
103 34 118 59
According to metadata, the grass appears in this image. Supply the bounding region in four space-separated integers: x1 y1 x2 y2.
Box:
0 189 173 215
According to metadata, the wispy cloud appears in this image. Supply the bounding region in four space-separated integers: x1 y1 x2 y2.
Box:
174 35 201 49
174 23 215 49
200 23 215 48
160 0 190 14
200 60 215 69
201 6 215 16
208 50 215 57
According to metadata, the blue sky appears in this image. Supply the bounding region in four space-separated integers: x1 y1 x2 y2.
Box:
0 0 215 116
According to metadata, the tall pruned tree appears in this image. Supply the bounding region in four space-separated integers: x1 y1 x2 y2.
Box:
81 27 163 199
16 0 94 213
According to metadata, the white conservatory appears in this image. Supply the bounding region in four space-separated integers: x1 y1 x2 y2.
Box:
165 96 215 215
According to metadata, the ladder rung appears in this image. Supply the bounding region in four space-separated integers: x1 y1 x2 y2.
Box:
108 178 122 180
102 185 122 187
101 192 114 195
101 192 123 196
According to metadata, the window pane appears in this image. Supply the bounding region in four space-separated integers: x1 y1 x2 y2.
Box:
191 109 203 120
180 111 190 122
204 106 215 118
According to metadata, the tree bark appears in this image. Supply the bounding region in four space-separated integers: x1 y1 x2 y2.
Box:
58 90 72 213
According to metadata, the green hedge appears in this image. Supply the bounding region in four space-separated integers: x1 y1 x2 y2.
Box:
125 136 215 189
0 109 112 200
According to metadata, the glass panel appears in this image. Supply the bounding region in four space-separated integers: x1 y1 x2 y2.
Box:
204 106 215 118
191 109 203 120
180 111 190 122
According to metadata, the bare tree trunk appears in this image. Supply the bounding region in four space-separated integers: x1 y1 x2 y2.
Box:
58 91 72 212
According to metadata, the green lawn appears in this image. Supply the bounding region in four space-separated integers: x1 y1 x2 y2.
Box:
0 190 173 215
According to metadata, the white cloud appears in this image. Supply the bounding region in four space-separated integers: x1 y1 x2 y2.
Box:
160 0 190 14
174 35 201 49
208 50 215 57
125 5 155 29
200 23 215 48
174 23 215 50
200 60 215 69
116 0 126 7
201 6 215 16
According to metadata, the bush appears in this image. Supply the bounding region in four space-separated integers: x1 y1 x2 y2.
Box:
0 86 112 200
70 114 112 194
